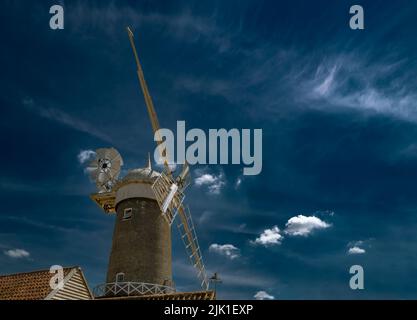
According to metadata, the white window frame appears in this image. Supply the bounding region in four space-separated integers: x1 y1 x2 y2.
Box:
123 208 133 220
116 272 125 282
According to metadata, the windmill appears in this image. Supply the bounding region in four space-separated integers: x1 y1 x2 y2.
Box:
88 27 209 298
126 26 209 290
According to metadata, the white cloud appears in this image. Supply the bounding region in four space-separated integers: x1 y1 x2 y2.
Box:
252 226 283 246
77 150 96 164
4 248 30 259
195 174 217 185
254 290 275 300
348 246 366 255
194 172 226 195
209 243 240 260
284 215 331 236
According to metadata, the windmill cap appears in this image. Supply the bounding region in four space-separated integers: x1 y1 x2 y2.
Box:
121 167 160 183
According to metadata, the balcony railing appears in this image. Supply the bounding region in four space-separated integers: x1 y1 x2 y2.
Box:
93 281 175 298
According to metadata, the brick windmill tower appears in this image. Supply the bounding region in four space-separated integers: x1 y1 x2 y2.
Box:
87 27 212 299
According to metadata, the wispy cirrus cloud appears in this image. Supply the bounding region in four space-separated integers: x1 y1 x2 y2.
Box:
313 65 338 97
301 55 417 123
68 3 235 52
23 99 113 143
62 2 417 128
175 76 237 103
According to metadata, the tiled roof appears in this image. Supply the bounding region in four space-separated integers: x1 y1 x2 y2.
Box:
0 267 74 300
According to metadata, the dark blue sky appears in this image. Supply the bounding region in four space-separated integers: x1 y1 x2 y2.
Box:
2 0 417 299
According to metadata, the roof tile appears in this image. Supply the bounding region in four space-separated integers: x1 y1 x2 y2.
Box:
0 267 73 300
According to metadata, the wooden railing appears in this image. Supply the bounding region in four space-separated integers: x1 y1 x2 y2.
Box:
93 282 175 297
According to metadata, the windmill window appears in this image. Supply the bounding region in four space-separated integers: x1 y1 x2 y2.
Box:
116 273 125 282
123 208 133 220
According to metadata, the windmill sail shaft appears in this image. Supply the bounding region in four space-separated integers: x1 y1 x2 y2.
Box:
126 27 169 170
127 26 209 290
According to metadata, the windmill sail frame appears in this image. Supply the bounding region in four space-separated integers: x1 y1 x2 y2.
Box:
126 26 210 290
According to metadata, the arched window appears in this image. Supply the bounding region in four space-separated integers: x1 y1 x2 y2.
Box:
116 272 125 282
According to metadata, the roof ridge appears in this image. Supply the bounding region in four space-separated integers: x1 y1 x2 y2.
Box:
0 266 79 278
